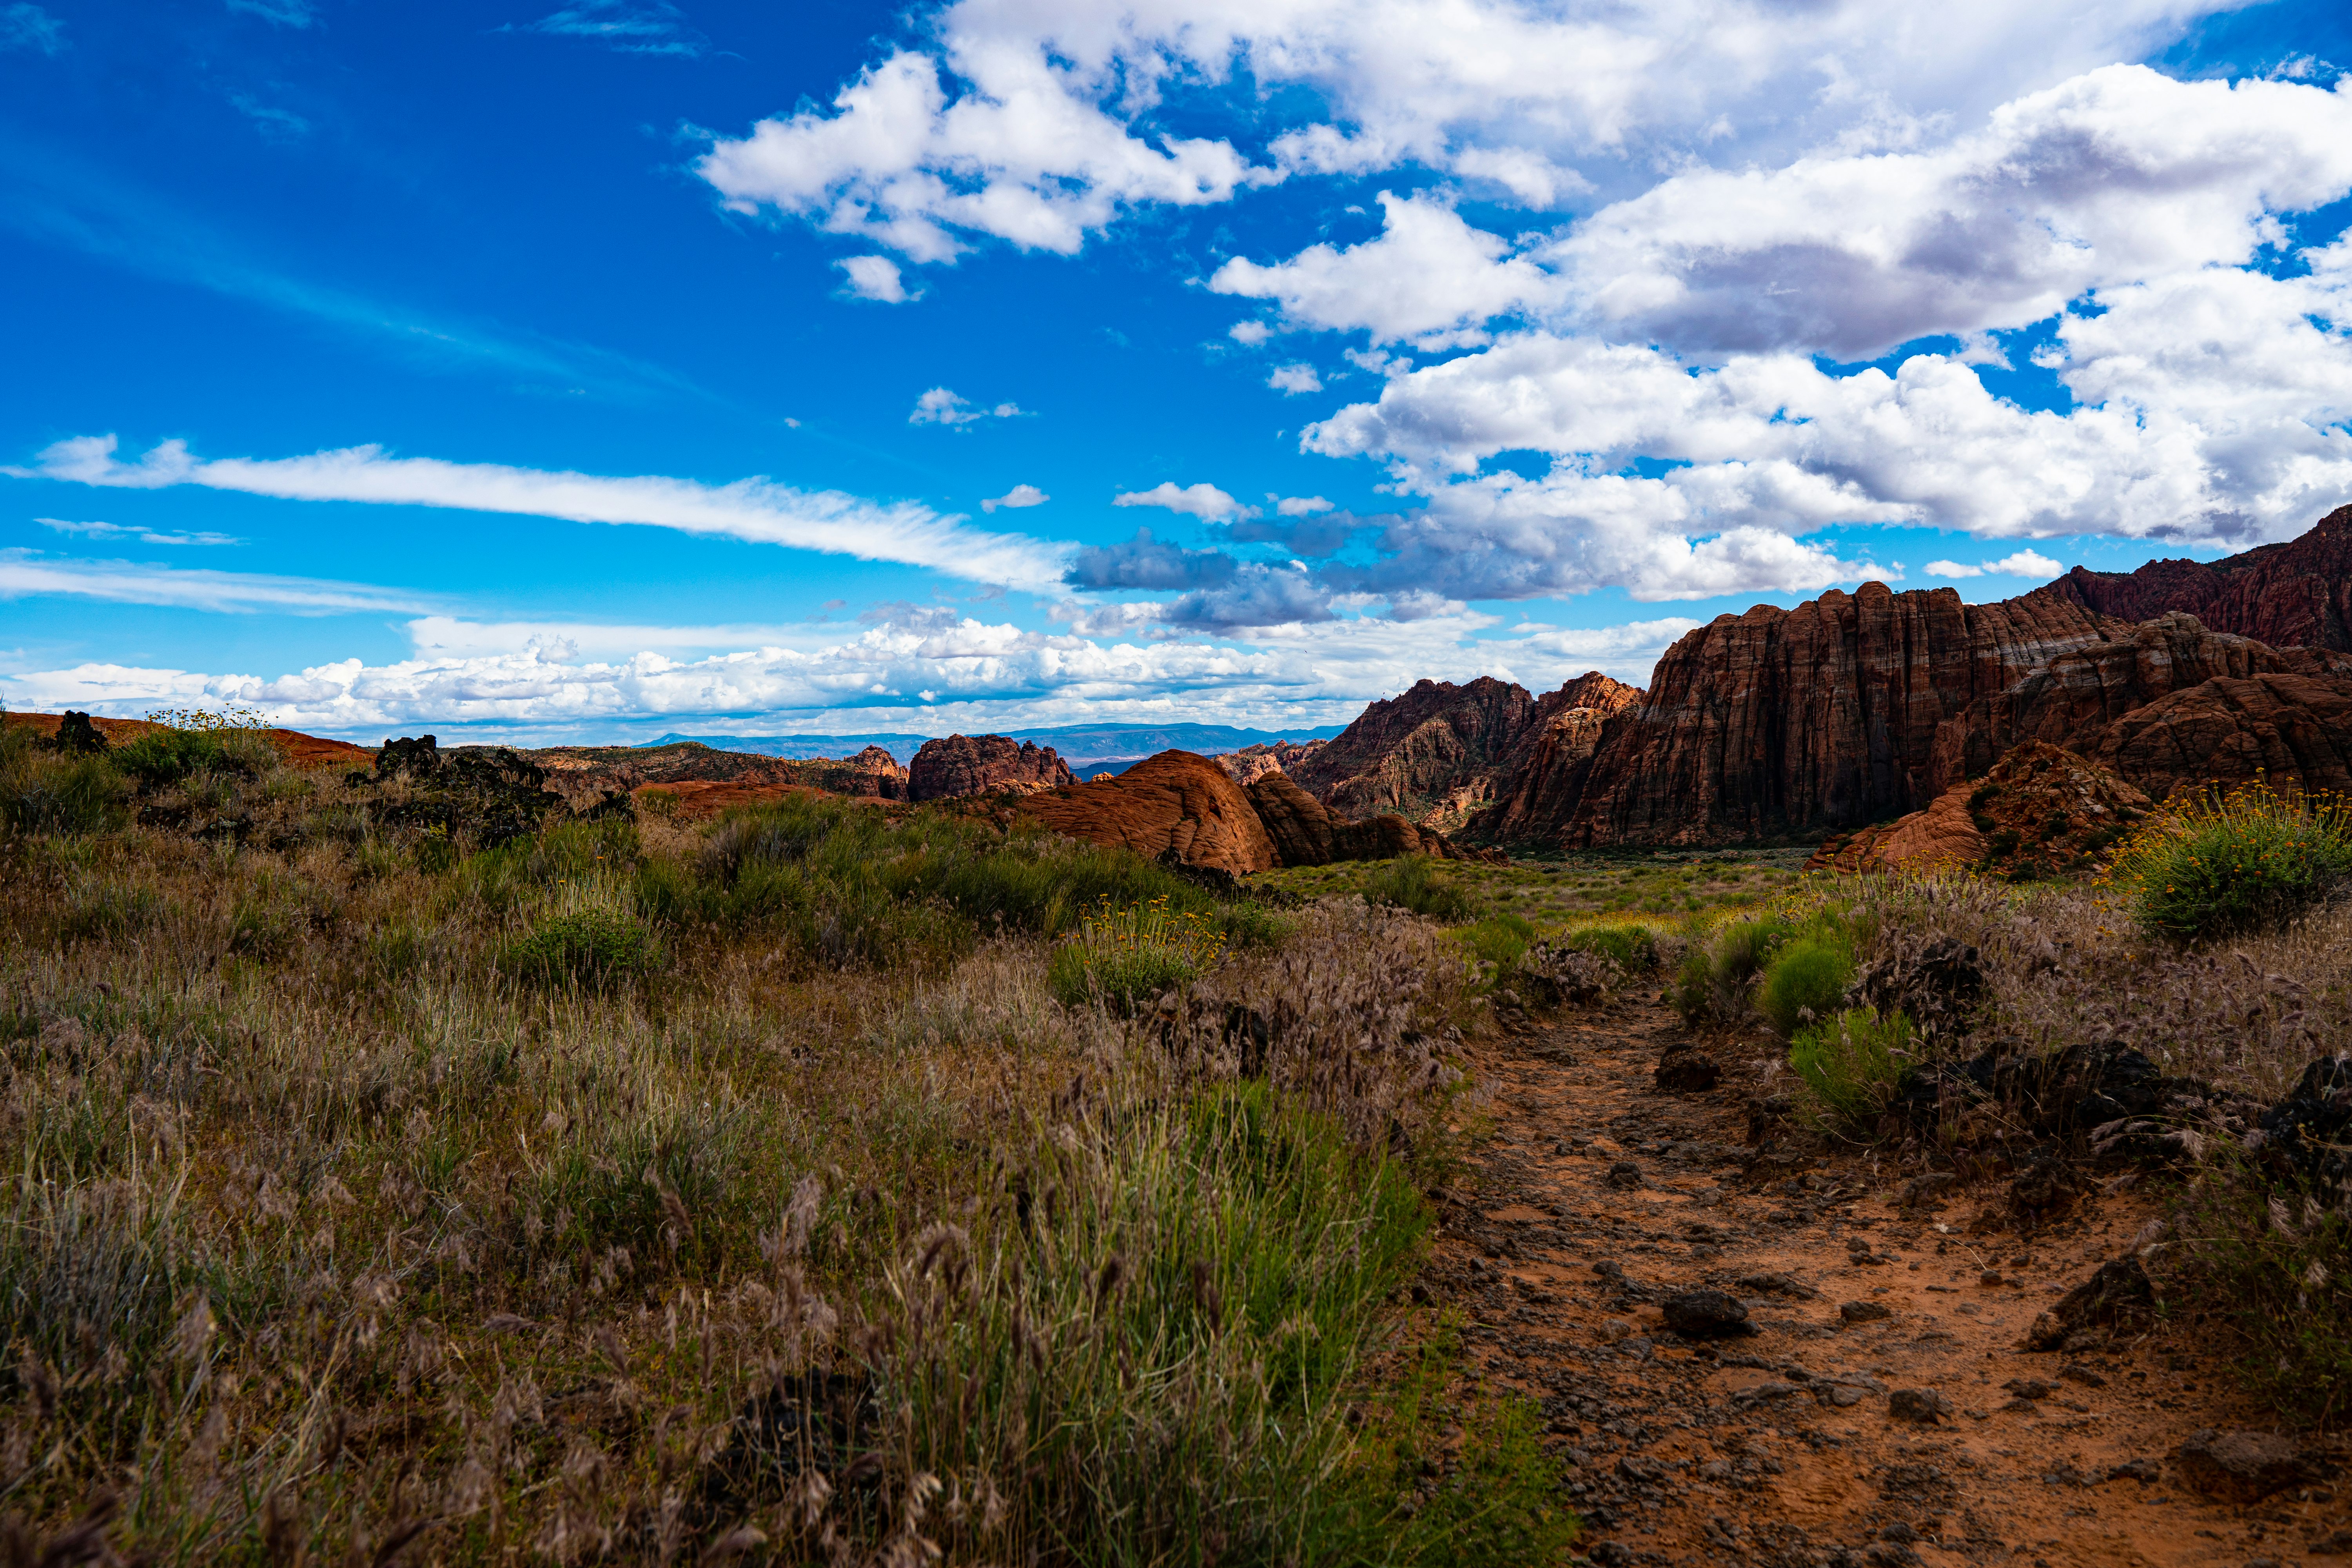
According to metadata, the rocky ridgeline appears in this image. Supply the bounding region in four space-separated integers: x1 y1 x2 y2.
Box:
904 734 1072 801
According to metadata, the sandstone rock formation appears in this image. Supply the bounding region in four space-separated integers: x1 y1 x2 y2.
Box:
798 745 909 800
1243 772 1497 865
1560 583 2116 845
1289 677 1537 832
2035 503 2352 651
1019 751 1278 874
1211 739 1325 786
2075 671 2352 802
1809 741 2149 878
907 735 1073 802
1475 673 1642 845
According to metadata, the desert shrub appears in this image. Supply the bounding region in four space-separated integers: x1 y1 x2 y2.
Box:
1669 914 1800 1026
56 879 165 944
1789 1007 1912 1127
1558 920 1658 970
503 897 664 987
1757 928 1858 1036
1362 854 1481 922
108 727 277 788
0 750 131 837
1049 895 1228 1008
2111 781 2352 941
1455 912 1535 969
2168 1160 2352 1425
1215 899 1298 949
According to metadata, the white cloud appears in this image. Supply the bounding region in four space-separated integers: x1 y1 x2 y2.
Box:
1112 481 1253 521
1267 363 1323 395
1 3 64 53
908 387 1023 425
224 0 314 25
1276 495 1334 515
1926 550 2064 579
0 552 432 615
228 94 310 141
511 0 707 56
1228 320 1273 345
1448 145 1591 209
982 483 1048 511
18 434 1072 588
1209 191 1557 348
837 254 915 302
36 517 241 546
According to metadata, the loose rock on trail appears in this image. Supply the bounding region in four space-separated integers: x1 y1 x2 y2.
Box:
1434 994 2349 1567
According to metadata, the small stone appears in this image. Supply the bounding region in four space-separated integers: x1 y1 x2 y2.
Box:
1616 1455 1668 1484
1662 1288 1753 1339
2003 1378 2058 1400
1980 1269 2005 1287
1655 1045 1722 1092
1840 1299 1893 1324
1889 1388 1955 1425
2105 1457 2161 1483
1598 1318 1634 1343
2175 1429 2319 1504
1604 1160 1643 1189
2058 1364 2107 1388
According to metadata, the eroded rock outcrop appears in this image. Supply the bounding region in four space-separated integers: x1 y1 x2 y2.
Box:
2035 503 2352 651
1808 741 2150 878
2074 670 2352 802
1288 677 1537 832
1211 739 1325 786
1560 584 2116 846
907 735 1074 802
1245 771 1499 865
1019 750 1278 873
1475 673 1642 845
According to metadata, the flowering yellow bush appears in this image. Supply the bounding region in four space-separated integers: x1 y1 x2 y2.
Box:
2106 779 2352 940
1049 893 1228 1007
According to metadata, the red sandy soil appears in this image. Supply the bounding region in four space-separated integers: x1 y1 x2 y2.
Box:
1438 998 2348 1566
4 710 372 771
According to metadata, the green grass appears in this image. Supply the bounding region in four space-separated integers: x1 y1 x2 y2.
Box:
1756 929 1857 1036
1361 855 1483 922
1789 1007 1912 1128
1254 847 1809 926
1454 912 1536 969
2111 781 2352 941
1048 896 1229 1008
2169 1156 2352 1427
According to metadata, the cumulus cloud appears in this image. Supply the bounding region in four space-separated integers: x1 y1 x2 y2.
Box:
1112 481 1253 522
981 483 1048 512
1228 320 1273 345
837 255 915 302
1926 550 2065 579
1267 363 1323 394
1065 528 1238 590
1276 495 1333 516
18 434 1072 587
1210 191 1557 348
909 387 1022 425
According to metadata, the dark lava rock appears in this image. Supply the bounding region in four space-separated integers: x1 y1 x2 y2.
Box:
1839 1300 1892 1325
2025 1256 2155 1351
1849 934 1985 1043
1661 1289 1753 1339
1604 1161 1643 1190
2002 1378 2058 1401
2009 1153 2080 1218
1740 1271 1817 1299
51 711 107 755
1895 1171 1959 1209
2175 1429 2323 1503
2250 1054 2352 1192
1655 1045 1722 1093
1887 1388 1954 1425
376 733 441 779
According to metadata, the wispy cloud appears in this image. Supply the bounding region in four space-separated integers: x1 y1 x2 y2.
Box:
36 517 242 547
227 93 310 141
0 4 64 55
508 0 708 57
909 388 1024 426
0 140 704 402
18 434 1076 588
0 551 432 615
225 0 318 27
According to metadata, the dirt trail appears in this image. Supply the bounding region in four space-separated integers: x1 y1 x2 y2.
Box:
1437 996 2351 1568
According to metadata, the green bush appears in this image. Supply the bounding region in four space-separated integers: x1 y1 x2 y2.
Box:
1362 855 1481 922
1048 898 1227 1009
1455 913 1535 969
503 902 664 988
1558 920 1657 970
2113 782 2352 941
2170 1158 2352 1425
108 727 277 788
1757 931 1857 1036
0 750 131 837
1789 1007 1912 1127
1215 899 1298 950
1669 915 1800 1026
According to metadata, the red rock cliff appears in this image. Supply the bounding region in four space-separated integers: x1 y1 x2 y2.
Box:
1287 676 1537 831
906 735 1074 801
2032 505 2352 650
1473 672 1643 845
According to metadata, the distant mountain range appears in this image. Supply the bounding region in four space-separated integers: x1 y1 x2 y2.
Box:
638 721 1349 767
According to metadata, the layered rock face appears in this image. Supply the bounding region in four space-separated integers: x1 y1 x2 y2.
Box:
906 735 1074 801
1211 739 1325 786
1289 677 1537 831
1560 584 2115 846
1243 773 1498 865
797 745 909 800
2076 671 2352 802
1018 751 1278 874
1809 741 2149 877
2034 504 2352 650
1475 673 1642 844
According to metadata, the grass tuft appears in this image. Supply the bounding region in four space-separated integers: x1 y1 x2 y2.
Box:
2109 780 2352 941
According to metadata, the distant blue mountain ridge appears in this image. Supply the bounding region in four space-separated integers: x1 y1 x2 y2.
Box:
638 722 1347 767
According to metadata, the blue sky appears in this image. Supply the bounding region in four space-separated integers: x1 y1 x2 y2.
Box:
3 0 2350 743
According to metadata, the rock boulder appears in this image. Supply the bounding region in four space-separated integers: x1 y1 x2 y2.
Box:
907 735 1074 802
1018 750 1278 874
